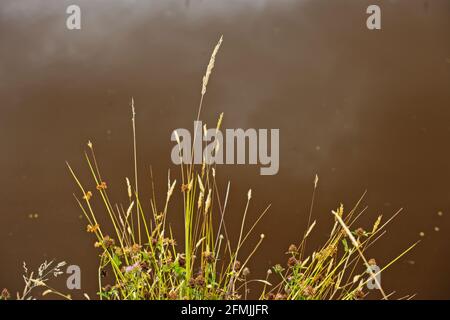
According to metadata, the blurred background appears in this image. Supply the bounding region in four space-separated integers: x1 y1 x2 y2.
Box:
0 0 449 299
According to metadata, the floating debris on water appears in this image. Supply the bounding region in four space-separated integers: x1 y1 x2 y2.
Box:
437 211 443 216
434 227 440 232
419 232 425 237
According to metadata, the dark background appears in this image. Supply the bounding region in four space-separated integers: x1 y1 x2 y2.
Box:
0 0 449 299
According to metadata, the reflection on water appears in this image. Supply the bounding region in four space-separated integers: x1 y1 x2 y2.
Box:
0 0 449 299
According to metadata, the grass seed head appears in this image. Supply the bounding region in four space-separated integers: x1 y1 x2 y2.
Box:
203 251 215 264
354 289 365 300
83 191 92 201
287 256 298 268
303 285 316 298
195 275 205 287
86 223 99 233
287 244 297 253
233 260 241 271
355 227 366 237
201 35 223 96
1 288 10 300
96 181 107 190
126 177 132 198
102 235 115 248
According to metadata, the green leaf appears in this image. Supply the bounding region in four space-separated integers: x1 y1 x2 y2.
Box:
112 254 122 267
342 239 349 253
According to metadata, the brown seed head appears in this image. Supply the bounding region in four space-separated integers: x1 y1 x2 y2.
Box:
178 255 186 267
1 288 10 300
266 293 275 300
83 191 93 201
355 227 365 237
86 223 99 233
96 181 107 191
354 289 365 300
131 243 142 254
203 251 215 264
102 235 115 248
140 261 149 272
168 290 178 300
103 284 112 293
275 293 287 300
303 285 316 297
195 275 205 287
368 258 377 266
287 256 298 268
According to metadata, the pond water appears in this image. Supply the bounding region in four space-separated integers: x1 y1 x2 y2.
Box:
0 0 449 299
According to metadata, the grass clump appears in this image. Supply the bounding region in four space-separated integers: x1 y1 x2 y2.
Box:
63 36 416 300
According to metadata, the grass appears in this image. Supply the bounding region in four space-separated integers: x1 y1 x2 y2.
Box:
65 122 417 300
3 36 417 300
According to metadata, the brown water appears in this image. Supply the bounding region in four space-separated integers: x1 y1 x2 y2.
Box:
0 0 449 299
